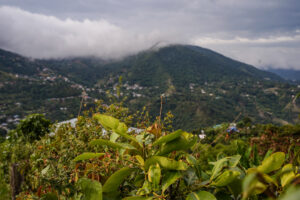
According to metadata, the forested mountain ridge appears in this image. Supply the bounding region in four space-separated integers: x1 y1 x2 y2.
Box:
0 45 299 131
267 68 300 82
95 45 298 130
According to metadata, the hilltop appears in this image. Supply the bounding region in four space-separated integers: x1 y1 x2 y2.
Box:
0 45 299 131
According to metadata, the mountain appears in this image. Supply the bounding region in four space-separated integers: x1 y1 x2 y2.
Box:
267 68 300 82
91 45 299 129
107 45 283 86
0 45 299 131
0 50 83 131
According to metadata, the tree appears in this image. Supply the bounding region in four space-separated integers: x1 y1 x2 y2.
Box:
15 114 51 142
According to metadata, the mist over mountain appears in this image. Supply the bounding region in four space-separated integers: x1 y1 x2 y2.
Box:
0 45 299 131
1 5 300 70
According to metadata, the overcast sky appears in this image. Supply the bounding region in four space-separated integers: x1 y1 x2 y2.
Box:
0 0 299 69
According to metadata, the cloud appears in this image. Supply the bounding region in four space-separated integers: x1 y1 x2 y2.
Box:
191 34 300 69
192 34 300 46
0 6 175 59
0 3 300 70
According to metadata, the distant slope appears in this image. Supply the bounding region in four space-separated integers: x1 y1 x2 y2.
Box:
267 68 300 81
0 45 299 131
90 45 298 129
0 49 39 75
113 45 283 87
187 45 282 81
0 50 84 130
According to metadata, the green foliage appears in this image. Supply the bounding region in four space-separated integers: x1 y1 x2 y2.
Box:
148 164 161 191
77 178 103 200
257 152 285 173
1 103 300 200
73 153 105 162
211 170 241 187
102 167 134 194
94 113 141 147
186 191 216 200
152 130 182 146
161 171 181 192
209 155 241 180
145 156 188 171
279 186 300 200
13 113 51 142
156 135 196 156
90 139 137 150
0 169 10 199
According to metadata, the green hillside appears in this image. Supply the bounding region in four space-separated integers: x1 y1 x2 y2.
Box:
90 45 299 130
117 45 282 88
0 45 299 131
267 68 300 82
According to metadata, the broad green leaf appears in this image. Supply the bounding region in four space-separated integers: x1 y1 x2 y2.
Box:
73 153 105 162
94 114 141 147
262 172 278 187
185 154 202 178
94 114 120 130
186 191 217 200
186 154 198 166
114 121 128 135
210 155 241 181
136 155 145 167
242 172 267 199
211 170 241 187
279 186 300 200
156 136 196 156
161 171 182 192
145 156 188 171
181 131 194 140
281 164 296 187
228 155 241 168
90 139 136 150
263 149 274 161
153 130 183 146
246 167 278 186
102 167 135 193
242 173 256 199
257 152 285 174
77 178 102 200
148 163 161 190
110 132 120 142
113 131 142 148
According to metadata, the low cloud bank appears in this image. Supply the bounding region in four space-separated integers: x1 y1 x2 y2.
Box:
0 6 299 69
0 6 174 59
191 35 300 69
